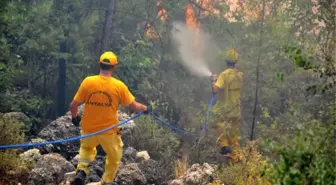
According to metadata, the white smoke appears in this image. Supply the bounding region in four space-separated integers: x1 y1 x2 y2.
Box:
171 21 215 77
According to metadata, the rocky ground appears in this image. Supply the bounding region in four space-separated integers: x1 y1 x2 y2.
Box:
7 108 218 185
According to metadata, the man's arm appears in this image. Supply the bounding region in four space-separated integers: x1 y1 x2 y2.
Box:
70 78 87 126
70 100 81 118
119 82 147 113
212 84 222 93
128 101 147 113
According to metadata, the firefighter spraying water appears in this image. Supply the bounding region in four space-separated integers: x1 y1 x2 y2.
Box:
211 49 243 162
171 20 243 162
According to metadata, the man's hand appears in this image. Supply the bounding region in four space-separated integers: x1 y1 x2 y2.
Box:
211 74 220 94
211 74 217 84
143 105 152 114
129 101 148 113
72 115 81 127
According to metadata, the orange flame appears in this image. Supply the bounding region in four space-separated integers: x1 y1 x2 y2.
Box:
158 8 167 21
185 3 199 32
146 23 160 39
146 1 167 38
185 3 201 50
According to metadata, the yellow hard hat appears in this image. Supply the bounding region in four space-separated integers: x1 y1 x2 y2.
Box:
217 48 239 62
99 51 118 65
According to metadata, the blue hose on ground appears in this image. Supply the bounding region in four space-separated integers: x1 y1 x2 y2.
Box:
0 112 144 150
0 94 216 149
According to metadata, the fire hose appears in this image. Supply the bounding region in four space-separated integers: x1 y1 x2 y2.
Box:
0 94 215 150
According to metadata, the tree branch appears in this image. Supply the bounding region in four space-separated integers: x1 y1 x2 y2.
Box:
187 0 215 15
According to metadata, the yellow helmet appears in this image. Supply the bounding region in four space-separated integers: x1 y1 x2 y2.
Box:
99 51 118 65
217 48 239 62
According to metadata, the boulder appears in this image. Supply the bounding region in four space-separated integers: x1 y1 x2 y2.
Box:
20 149 42 164
122 147 137 164
115 163 146 185
138 159 164 184
118 111 136 145
37 107 136 159
30 138 55 155
61 171 76 185
37 113 80 159
136 151 150 162
27 153 75 185
70 154 80 166
168 163 217 185
3 112 31 133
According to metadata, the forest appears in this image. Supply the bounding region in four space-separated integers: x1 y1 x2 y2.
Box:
0 0 335 185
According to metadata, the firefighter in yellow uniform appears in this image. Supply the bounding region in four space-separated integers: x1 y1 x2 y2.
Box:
211 49 243 162
70 51 148 185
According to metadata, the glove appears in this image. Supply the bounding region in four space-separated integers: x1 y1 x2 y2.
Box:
211 74 217 84
143 104 152 115
72 115 81 127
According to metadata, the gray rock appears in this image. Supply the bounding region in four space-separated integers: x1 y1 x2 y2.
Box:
70 154 80 166
168 163 217 185
37 107 135 159
30 138 54 154
115 163 146 185
3 112 31 133
60 171 76 185
135 151 150 162
38 114 80 159
138 159 164 184
27 153 75 185
118 111 136 141
20 149 42 164
122 147 137 164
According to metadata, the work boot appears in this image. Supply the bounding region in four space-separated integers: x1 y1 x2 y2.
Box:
72 170 86 185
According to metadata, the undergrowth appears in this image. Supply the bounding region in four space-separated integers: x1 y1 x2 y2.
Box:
0 114 32 184
216 141 270 185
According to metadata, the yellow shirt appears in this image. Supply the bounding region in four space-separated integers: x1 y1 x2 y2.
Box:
73 75 135 134
214 68 243 118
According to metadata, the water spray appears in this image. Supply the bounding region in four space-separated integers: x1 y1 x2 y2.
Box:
171 22 214 78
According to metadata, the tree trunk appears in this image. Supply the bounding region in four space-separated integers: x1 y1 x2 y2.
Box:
53 0 67 116
100 0 116 53
250 0 266 140
57 41 67 116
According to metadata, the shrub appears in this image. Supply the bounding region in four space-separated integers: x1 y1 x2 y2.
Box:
126 114 181 180
263 121 336 185
174 153 188 178
0 114 31 184
216 141 269 185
